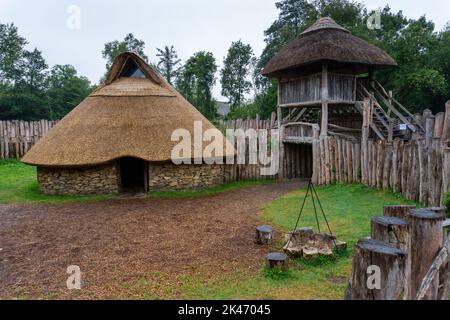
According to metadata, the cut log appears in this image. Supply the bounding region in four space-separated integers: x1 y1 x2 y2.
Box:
345 239 407 300
383 205 416 221
255 225 275 245
408 209 444 300
265 252 288 269
371 216 409 253
426 207 446 219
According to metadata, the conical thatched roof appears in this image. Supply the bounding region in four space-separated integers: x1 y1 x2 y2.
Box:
262 17 397 77
22 52 234 167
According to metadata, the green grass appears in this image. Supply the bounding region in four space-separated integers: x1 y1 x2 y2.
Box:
149 179 275 199
0 159 112 204
123 183 418 300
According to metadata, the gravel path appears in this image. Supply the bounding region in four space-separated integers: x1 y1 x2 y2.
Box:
0 180 304 299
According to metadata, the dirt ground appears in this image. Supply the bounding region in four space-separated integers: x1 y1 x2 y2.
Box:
0 181 303 299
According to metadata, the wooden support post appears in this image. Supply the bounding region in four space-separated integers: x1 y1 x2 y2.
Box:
425 116 435 149
388 121 394 143
277 78 284 181
443 147 450 196
442 101 450 141
345 239 407 300
408 209 444 300
320 62 329 137
387 90 393 118
361 99 370 184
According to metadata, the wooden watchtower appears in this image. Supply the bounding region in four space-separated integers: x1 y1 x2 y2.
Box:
262 17 422 180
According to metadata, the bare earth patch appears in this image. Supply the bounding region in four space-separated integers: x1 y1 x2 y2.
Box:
0 181 303 299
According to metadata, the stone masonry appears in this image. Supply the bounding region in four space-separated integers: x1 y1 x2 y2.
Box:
149 163 225 191
37 163 120 195
36 161 227 195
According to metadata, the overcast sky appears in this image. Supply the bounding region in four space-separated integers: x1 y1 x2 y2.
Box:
0 0 449 100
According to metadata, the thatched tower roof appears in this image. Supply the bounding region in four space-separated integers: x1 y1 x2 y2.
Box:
262 17 397 77
22 52 234 167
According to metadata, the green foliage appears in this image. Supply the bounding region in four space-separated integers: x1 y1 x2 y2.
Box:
220 40 254 109
156 45 181 85
0 22 27 84
102 33 148 74
0 22 92 120
176 51 218 120
19 48 48 90
46 65 94 120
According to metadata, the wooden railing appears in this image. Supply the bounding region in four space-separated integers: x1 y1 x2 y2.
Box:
417 234 450 300
356 79 426 141
282 122 319 144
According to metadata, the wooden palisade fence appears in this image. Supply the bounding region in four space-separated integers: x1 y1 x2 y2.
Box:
313 100 450 207
0 120 58 159
220 113 279 182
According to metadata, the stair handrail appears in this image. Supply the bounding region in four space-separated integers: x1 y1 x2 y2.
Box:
374 81 425 133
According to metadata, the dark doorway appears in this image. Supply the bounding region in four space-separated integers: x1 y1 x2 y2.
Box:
284 144 313 179
119 157 148 193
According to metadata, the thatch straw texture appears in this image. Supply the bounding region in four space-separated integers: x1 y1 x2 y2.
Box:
262 17 397 76
22 52 234 167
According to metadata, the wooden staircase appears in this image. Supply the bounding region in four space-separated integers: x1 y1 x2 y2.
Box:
356 79 425 141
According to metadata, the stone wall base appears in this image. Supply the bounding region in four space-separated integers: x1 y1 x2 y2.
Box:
37 162 226 195
149 163 225 191
37 163 119 195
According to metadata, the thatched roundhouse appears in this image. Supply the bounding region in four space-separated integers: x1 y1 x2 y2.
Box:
22 52 234 195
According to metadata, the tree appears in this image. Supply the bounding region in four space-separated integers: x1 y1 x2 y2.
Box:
177 51 218 120
47 65 93 119
156 45 181 85
18 48 48 91
102 33 148 73
0 22 27 84
220 40 254 110
0 21 93 120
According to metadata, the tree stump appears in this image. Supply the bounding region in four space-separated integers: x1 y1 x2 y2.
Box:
371 216 409 253
383 205 416 221
345 239 407 300
265 252 288 269
255 225 275 245
427 207 447 219
408 209 444 300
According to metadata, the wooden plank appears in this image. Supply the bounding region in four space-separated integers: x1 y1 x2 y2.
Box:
382 143 393 189
321 62 329 137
